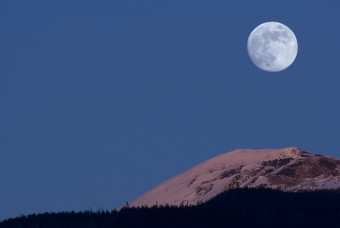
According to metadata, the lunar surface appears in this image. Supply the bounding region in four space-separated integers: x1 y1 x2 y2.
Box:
247 22 298 72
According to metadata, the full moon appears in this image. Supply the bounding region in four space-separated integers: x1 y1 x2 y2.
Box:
247 22 298 72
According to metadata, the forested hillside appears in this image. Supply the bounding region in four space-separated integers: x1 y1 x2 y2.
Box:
2 188 340 228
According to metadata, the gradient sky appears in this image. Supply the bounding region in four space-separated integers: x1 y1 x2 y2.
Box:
1 0 340 221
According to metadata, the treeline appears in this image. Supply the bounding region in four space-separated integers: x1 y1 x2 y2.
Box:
2 188 340 227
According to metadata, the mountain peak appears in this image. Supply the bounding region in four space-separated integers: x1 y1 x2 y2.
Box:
129 147 340 208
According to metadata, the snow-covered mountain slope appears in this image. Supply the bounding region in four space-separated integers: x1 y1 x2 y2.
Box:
129 147 340 207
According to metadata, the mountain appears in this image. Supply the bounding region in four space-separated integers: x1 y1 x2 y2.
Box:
129 147 340 207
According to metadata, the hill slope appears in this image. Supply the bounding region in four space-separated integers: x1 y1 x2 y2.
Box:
130 147 340 207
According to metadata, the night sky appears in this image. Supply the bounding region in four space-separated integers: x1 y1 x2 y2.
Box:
1 0 340 220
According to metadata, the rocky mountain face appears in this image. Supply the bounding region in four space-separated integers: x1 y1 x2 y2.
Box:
129 147 340 207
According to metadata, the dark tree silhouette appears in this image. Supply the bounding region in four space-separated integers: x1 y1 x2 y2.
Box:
2 188 340 228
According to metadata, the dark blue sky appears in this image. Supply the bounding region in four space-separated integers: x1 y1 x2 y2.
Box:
1 0 340 220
